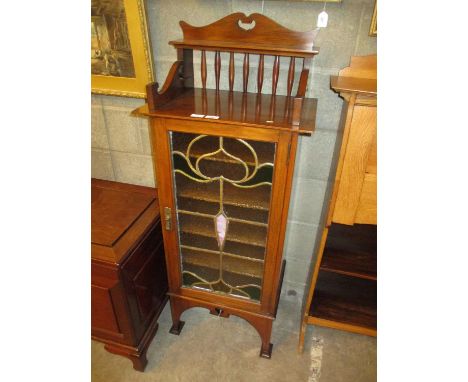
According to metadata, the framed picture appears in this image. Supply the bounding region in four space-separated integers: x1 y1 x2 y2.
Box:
268 1 342 2
91 0 154 98
369 0 377 37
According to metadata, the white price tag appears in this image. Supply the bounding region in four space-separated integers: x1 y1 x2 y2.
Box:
190 113 205 118
317 10 328 28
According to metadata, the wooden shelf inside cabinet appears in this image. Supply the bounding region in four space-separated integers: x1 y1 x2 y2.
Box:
299 55 377 353
176 176 272 211
304 224 377 339
320 224 376 281
311 224 376 333
309 272 376 334
182 246 264 279
133 12 320 359
179 232 266 261
179 213 268 247
177 197 270 224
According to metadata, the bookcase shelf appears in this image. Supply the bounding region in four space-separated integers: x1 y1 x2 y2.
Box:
309 271 376 333
320 224 376 281
305 224 377 338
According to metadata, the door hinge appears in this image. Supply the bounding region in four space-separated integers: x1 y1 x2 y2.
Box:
164 207 172 231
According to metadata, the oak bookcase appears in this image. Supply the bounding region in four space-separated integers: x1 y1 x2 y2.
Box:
298 55 377 352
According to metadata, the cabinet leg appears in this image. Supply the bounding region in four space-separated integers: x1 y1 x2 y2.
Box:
258 318 273 359
129 353 148 372
298 319 307 353
169 320 185 335
167 295 276 357
103 344 148 372
260 342 273 359
169 297 186 335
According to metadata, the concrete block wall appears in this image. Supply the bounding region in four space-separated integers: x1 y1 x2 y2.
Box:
91 0 376 301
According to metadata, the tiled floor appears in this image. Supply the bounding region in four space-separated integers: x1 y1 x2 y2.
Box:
92 295 376 382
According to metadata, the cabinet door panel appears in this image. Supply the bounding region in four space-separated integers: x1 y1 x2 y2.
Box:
91 285 121 334
121 226 168 340
170 131 276 302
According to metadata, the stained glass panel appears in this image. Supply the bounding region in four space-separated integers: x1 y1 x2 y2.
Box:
170 131 276 301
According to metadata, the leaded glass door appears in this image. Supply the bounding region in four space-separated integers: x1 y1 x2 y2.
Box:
169 131 276 302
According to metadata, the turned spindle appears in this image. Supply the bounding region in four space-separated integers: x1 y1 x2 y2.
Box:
287 57 295 96
214 51 221 91
272 56 280 95
257 54 264 93
201 50 207 89
229 52 235 91
243 53 250 93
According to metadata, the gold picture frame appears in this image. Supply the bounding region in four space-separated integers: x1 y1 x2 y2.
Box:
369 0 377 37
268 1 342 2
91 0 154 98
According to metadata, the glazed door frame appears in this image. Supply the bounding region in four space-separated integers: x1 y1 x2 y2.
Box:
150 117 294 315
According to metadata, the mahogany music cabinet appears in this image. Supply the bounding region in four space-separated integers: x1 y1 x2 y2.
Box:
91 179 168 371
134 13 319 358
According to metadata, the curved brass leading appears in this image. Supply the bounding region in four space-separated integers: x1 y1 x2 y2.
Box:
174 133 275 301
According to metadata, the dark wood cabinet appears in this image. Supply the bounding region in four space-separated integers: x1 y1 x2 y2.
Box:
91 179 168 371
134 13 319 358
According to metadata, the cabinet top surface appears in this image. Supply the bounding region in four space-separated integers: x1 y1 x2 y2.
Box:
170 39 320 57
91 179 158 248
330 76 377 96
330 55 377 96
133 88 317 135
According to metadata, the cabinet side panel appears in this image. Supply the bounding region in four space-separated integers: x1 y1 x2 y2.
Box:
354 173 377 224
333 105 376 225
260 131 297 314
